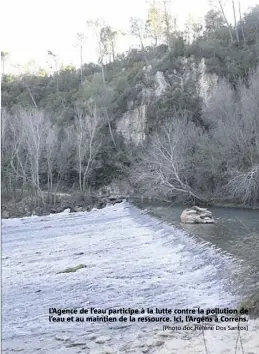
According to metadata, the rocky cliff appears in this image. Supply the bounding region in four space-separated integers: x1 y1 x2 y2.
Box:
116 57 218 144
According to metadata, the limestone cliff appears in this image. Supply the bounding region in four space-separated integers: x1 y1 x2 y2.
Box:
116 105 147 145
116 58 218 145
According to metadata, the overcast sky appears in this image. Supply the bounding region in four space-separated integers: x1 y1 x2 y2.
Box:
1 0 258 74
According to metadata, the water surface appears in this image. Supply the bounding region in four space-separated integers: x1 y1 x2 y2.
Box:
2 202 258 353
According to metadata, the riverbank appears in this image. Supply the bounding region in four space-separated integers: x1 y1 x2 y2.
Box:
131 196 259 210
2 190 259 219
1 191 128 219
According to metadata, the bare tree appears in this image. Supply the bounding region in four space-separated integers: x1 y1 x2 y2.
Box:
86 19 106 82
73 105 103 192
45 126 59 203
100 26 121 62
232 0 240 43
203 70 259 205
133 113 205 201
19 109 50 204
226 165 259 205
1 51 9 75
217 0 234 43
47 50 60 91
130 17 148 64
238 1 246 44
74 32 87 84
2 110 29 203
146 1 164 46
161 0 176 52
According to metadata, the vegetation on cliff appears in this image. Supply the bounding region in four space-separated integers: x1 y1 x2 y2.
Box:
2 3 259 215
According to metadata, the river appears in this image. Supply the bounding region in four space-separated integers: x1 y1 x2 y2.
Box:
2 201 259 353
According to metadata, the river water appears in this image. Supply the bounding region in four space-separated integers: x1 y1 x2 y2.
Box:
2 201 259 353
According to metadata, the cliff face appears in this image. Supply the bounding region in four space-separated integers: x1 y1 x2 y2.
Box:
116 58 218 145
198 58 218 106
116 68 167 144
116 105 147 145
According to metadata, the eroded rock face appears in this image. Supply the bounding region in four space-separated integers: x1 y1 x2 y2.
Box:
116 105 147 145
180 206 215 224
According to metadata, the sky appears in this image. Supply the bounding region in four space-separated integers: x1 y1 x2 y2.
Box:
1 0 259 74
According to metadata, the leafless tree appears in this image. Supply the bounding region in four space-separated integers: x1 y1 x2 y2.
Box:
74 32 87 84
226 165 259 205
86 19 106 82
232 0 240 43
73 105 103 192
1 51 9 75
132 113 205 201
161 0 174 51
203 70 259 205
19 109 50 204
47 50 60 92
217 0 234 43
45 126 59 203
238 1 246 44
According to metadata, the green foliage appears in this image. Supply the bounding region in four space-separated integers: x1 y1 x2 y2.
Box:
189 5 259 86
2 5 259 206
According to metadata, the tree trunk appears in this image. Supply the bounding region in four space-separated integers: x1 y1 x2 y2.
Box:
80 45 83 84
104 107 116 147
218 0 234 43
26 84 38 109
163 0 172 52
232 1 240 44
238 1 246 44
111 42 115 61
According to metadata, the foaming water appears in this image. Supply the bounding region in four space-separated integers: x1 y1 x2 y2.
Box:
2 202 252 353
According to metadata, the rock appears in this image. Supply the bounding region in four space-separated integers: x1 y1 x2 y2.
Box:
67 341 86 347
35 289 41 293
114 198 123 204
2 211 10 218
141 347 149 353
74 252 84 256
87 334 97 340
96 200 107 209
146 338 153 346
109 195 118 201
74 206 83 212
95 336 111 344
55 334 70 341
57 264 87 274
155 71 167 96
62 208 71 214
180 206 214 224
132 340 146 348
156 331 175 337
147 64 152 72
153 339 164 346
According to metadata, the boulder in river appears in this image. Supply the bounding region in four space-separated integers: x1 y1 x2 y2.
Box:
180 206 214 224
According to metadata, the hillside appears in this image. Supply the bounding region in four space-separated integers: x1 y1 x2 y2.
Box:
2 5 259 216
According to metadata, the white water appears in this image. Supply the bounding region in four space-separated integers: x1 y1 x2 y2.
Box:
2 202 248 353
